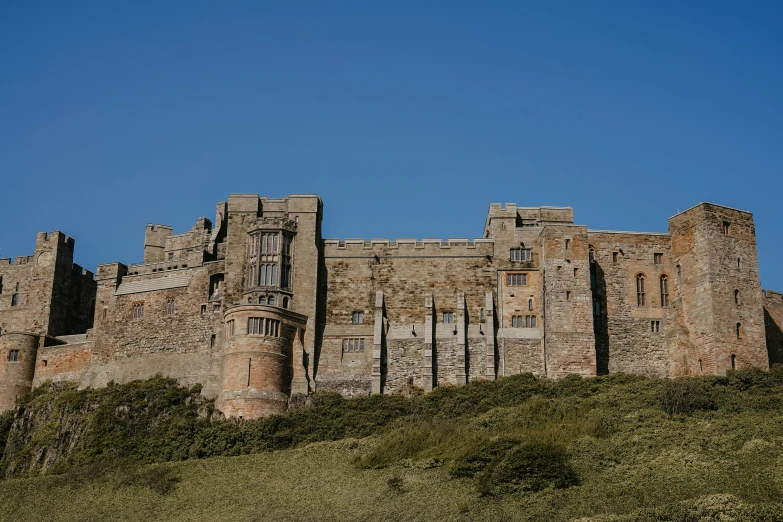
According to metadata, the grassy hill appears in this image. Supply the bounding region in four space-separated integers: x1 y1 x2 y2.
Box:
1 368 783 521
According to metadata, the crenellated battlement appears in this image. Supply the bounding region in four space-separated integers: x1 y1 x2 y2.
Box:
764 289 783 304
323 238 494 257
71 264 95 280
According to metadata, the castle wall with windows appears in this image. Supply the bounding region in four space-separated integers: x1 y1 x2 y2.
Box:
0 195 779 419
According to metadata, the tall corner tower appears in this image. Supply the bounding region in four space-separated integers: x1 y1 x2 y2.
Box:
669 203 767 375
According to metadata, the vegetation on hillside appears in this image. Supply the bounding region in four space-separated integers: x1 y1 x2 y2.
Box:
1 367 783 520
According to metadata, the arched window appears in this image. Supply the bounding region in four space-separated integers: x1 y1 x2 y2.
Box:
511 315 521 328
258 296 266 304
731 354 736 369
526 315 532 327
660 275 669 307
589 246 595 263
698 359 703 373
260 265 267 286
268 296 276 306
528 299 533 311
736 322 743 339
734 289 740 305
636 274 646 306
480 308 485 322
531 315 536 327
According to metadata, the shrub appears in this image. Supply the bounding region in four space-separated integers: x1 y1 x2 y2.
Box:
660 378 715 416
478 441 579 494
386 474 405 495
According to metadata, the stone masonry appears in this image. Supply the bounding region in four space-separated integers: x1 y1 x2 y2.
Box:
0 197 780 418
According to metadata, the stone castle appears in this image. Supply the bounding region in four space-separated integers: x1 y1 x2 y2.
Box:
1 195 782 418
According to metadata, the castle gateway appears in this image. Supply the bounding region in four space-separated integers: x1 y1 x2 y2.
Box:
2 195 782 418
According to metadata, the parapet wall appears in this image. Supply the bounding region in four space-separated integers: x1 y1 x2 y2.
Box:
323 238 494 257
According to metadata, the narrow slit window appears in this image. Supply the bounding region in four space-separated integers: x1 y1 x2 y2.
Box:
734 289 740 305
593 301 602 331
731 354 736 369
660 275 669 307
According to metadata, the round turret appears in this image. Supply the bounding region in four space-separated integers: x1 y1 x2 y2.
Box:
0 332 39 411
216 304 307 419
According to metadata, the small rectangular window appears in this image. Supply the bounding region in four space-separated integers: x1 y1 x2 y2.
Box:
442 312 454 323
612 252 618 263
566 291 571 300
651 320 660 333
210 334 216 348
722 221 730 235
342 338 366 352
507 273 527 286
8 350 19 362
565 239 570 250
166 298 175 316
654 253 663 265
509 248 531 261
226 320 235 338
11 294 18 307
352 311 364 324
248 317 263 335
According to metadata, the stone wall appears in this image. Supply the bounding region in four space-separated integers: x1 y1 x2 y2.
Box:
32 336 92 387
670 204 768 375
3 195 781 419
83 261 225 394
764 291 783 366
541 225 596 378
588 231 674 377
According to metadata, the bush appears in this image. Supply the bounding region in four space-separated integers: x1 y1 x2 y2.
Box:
386 474 405 495
477 441 579 494
660 378 715 416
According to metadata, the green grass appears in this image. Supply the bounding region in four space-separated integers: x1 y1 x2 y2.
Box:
1 367 783 520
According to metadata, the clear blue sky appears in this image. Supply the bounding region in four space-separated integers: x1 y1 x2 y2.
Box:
1 2 782 289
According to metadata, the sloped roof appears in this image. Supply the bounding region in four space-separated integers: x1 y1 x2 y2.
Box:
115 273 190 296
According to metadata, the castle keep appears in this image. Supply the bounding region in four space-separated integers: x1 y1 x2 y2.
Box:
2 195 782 418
